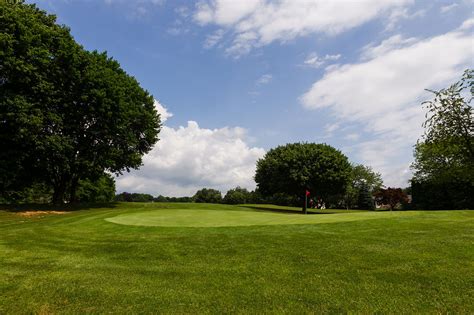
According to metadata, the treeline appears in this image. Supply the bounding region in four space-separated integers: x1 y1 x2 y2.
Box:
0 174 116 204
115 187 284 205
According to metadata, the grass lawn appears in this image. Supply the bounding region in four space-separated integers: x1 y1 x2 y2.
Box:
0 203 473 313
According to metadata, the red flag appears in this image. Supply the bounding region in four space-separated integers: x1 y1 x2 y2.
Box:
305 190 310 196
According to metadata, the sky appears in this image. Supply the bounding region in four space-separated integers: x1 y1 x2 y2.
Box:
31 0 474 196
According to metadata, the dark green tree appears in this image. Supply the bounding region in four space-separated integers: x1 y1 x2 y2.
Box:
411 69 473 209
193 188 222 204
74 173 115 203
357 182 374 210
0 3 161 204
255 143 351 213
223 186 250 204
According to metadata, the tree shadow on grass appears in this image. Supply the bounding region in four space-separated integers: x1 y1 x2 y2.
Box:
241 205 329 215
0 202 118 213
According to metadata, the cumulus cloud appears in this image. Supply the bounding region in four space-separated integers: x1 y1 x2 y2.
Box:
194 0 413 57
154 99 173 122
301 23 474 187
116 103 265 196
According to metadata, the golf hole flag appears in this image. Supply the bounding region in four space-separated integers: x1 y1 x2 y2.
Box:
306 190 310 197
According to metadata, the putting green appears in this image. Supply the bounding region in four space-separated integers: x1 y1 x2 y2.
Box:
105 209 420 227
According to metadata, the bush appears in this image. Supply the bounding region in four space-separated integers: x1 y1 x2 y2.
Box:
193 188 222 203
223 187 250 204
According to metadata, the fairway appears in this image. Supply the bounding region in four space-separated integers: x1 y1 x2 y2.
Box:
106 208 420 227
1 203 473 314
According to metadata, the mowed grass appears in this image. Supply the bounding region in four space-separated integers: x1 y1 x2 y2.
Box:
0 203 473 314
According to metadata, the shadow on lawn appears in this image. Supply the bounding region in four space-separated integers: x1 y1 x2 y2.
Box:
241 205 330 215
0 202 118 213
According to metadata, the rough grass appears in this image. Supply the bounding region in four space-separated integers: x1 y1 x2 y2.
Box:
0 202 473 314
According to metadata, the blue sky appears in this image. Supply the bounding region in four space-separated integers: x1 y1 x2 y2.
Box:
31 0 473 196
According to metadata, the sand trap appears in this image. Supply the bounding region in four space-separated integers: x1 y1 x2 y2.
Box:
16 211 67 217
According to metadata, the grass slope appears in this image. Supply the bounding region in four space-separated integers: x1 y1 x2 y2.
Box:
0 202 473 313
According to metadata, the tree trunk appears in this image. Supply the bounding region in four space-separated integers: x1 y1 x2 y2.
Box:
68 177 79 204
52 181 67 205
52 174 70 205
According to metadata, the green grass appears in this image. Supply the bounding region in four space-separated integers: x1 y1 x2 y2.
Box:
0 202 473 313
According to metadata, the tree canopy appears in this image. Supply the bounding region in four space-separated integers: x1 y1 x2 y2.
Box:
0 3 161 203
343 164 383 209
255 143 351 210
411 69 473 209
194 188 222 204
223 187 251 205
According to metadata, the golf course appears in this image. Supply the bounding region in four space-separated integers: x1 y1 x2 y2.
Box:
1 203 473 313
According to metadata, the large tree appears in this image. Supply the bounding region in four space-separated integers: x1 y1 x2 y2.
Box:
411 69 473 209
0 3 161 203
255 143 351 213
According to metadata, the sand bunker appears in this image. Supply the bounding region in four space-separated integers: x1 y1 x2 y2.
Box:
16 211 67 217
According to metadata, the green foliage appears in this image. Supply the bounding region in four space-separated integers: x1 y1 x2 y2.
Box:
411 180 474 210
223 186 251 204
344 164 383 209
114 192 154 202
0 3 160 204
411 69 474 209
154 195 194 202
75 174 115 203
0 183 52 204
255 143 352 203
193 188 222 203
357 183 374 210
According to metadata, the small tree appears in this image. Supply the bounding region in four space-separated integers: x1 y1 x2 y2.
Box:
357 183 374 210
194 188 222 204
374 188 408 211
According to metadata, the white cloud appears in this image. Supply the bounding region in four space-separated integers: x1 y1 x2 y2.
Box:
384 7 426 31
458 18 474 31
301 23 474 187
361 35 417 60
116 110 265 196
303 53 341 68
440 3 459 13
194 0 413 57
344 133 360 141
154 99 173 123
256 74 272 85
204 29 225 48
